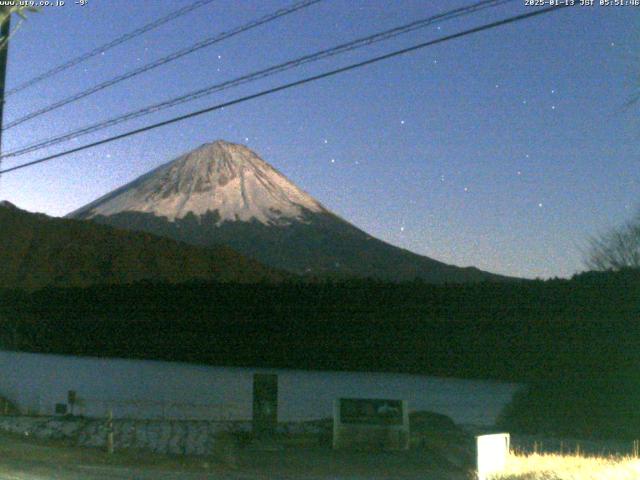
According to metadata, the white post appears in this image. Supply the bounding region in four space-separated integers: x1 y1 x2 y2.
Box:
476 433 510 480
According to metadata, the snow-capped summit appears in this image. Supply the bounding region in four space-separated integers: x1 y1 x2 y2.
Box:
70 140 325 225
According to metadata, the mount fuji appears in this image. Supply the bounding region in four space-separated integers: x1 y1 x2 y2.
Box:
69 140 509 283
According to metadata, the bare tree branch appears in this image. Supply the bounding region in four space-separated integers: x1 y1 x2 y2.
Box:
586 211 640 271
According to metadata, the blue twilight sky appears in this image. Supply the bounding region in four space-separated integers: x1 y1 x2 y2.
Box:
0 0 637 279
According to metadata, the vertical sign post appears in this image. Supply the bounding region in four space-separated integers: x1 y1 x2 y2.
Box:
252 373 278 439
106 409 114 454
67 390 77 416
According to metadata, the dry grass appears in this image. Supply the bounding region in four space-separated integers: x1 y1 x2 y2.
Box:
490 452 640 480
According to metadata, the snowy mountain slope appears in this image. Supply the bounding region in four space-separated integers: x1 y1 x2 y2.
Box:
70 140 512 283
70 141 325 225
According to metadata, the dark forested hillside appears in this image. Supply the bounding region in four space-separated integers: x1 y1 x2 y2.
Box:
0 202 283 289
0 269 637 380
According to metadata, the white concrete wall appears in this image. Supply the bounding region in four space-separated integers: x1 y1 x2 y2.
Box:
0 350 521 426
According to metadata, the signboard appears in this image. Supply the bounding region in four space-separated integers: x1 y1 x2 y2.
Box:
339 398 404 425
333 398 409 450
252 374 278 437
476 433 510 480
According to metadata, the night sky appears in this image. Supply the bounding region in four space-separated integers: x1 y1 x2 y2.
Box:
0 0 637 279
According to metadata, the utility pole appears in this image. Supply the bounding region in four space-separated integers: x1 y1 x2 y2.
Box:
0 7 10 160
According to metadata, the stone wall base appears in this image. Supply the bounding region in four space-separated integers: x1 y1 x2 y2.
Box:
0 416 328 456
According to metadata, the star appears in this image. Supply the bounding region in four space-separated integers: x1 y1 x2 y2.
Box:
522 100 527 104
323 139 328 144
495 84 500 88
400 226 405 232
551 89 556 94
551 105 556 110
433 60 438 64
463 187 469 192
217 55 222 59
330 158 335 164
538 203 543 208
400 120 405 125
517 171 522 176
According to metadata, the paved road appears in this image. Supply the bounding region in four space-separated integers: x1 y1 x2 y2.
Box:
0 432 467 480
0 461 262 480
0 460 467 480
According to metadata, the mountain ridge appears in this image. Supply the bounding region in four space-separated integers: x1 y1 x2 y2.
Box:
69 140 514 283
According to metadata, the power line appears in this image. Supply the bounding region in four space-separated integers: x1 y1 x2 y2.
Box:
2 0 323 130
4 0 216 98
2 0 512 159
0 4 573 176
